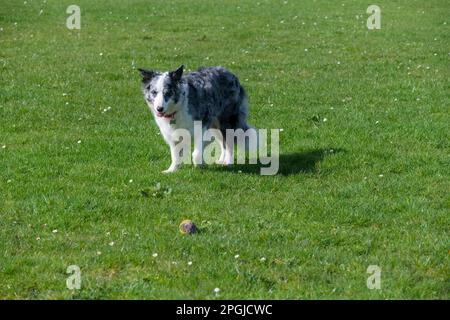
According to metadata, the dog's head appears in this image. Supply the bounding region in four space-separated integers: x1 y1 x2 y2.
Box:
138 65 184 117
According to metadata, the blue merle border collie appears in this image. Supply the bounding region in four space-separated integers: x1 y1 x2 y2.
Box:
138 65 252 173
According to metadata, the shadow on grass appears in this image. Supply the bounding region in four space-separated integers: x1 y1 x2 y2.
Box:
208 148 343 176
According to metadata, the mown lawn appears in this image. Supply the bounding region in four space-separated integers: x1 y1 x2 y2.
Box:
0 0 448 299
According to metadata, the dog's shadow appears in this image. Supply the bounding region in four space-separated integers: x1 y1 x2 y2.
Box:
209 148 342 176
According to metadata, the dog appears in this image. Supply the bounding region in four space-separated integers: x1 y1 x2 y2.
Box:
138 65 252 173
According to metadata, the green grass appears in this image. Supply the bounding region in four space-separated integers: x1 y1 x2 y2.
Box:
0 0 449 299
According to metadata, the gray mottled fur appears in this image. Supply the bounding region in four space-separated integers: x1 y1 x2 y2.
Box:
184 66 249 132
139 66 249 134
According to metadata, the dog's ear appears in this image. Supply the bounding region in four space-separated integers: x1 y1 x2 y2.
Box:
138 68 156 82
169 65 184 82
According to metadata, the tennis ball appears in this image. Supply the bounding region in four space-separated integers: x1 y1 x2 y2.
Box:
179 220 197 234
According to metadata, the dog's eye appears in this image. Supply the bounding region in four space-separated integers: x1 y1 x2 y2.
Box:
151 90 158 96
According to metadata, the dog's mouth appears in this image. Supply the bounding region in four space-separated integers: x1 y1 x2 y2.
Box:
156 111 177 119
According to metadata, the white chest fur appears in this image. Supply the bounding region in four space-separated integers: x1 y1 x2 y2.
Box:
155 108 194 145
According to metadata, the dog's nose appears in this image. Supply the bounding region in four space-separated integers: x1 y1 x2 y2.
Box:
156 107 163 112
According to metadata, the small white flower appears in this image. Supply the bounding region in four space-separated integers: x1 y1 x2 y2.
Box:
36 237 41 241
379 174 384 178
2 145 6 149
97 251 102 255
323 118 327 122
77 140 81 144
52 229 58 233
99 52 103 56
214 287 220 293
129 179 133 183
375 120 380 124
280 128 284 132
109 241 115 246
152 253 158 257
234 254 240 259
304 48 308 52
187 261 193 266
260 257 266 262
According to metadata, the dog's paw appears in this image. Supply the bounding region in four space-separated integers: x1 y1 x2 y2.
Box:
215 159 228 166
162 167 177 174
193 162 205 168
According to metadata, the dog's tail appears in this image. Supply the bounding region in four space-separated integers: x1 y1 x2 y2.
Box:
236 86 253 131
236 86 259 157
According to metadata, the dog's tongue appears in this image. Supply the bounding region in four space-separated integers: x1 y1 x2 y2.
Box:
156 112 165 117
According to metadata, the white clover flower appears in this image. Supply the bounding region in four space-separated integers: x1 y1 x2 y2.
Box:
152 253 158 258
214 288 220 293
109 241 115 246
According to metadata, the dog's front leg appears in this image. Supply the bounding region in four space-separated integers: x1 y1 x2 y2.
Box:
162 143 179 173
192 135 204 167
